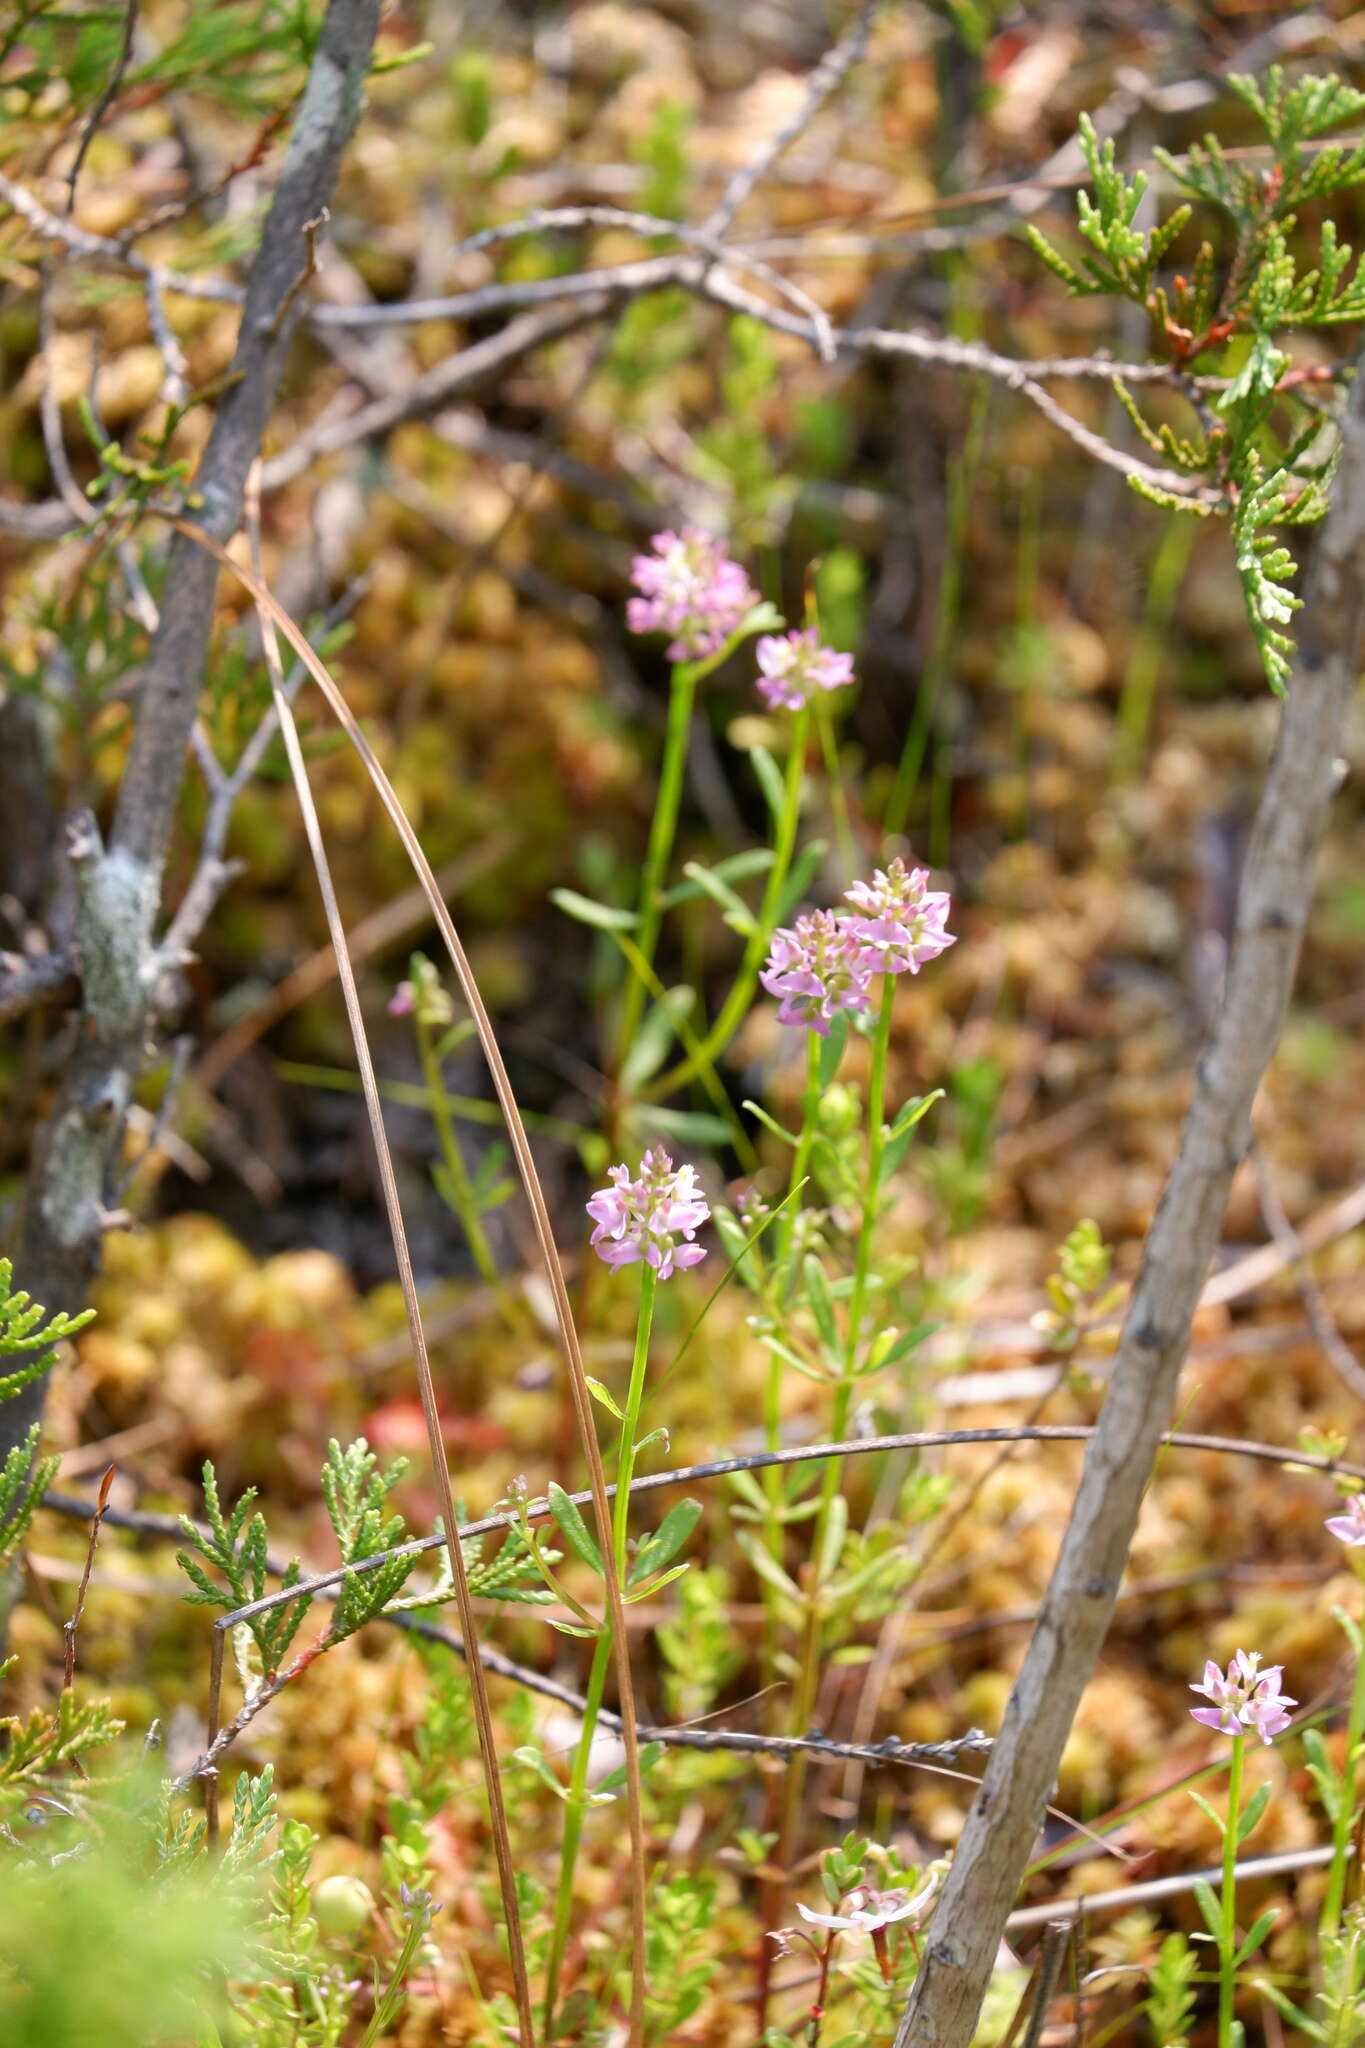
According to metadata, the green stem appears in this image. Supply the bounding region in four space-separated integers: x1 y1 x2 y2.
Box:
1322 1624 1365 1939
761 1035 823 1687
649 705 810 1100
616 662 699 1072
779 980 894 1863
611 1265 658 1565
358 1916 426 2048
820 974 895 1521
1220 1733 1244 2048
543 1630 611 2033
543 1266 657 2035
415 1017 502 1295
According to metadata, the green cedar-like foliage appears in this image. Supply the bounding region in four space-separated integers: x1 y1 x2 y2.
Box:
178 1437 557 1686
0 1260 87 1565
1030 68 1365 693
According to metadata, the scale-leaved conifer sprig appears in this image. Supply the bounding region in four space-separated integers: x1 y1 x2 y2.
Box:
1030 65 1365 694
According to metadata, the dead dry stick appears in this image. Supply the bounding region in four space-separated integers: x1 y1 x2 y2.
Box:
1022 1922 1071 2048
997 1920 1071 2048
242 481 535 2048
892 364 1365 2048
701 0 875 238
155 1420 1365 1640
166 516 650 2048
41 1422 1359 1810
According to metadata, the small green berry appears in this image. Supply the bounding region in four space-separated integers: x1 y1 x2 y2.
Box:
313 1873 375 1940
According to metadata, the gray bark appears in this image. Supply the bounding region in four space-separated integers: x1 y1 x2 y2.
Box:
894 365 1365 2047
11 0 382 1456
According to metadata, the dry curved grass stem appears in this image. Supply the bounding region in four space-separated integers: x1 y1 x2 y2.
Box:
240 471 535 2043
167 508 650 2046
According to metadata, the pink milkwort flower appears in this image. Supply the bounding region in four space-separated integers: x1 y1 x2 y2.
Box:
586 1147 710 1279
760 908 875 1035
1190 1649 1296 1746
1327 1494 1365 1546
387 981 416 1018
796 1871 942 1935
843 858 955 976
755 628 854 712
626 527 758 661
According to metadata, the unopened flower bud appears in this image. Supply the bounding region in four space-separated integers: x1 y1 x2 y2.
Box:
817 1082 860 1137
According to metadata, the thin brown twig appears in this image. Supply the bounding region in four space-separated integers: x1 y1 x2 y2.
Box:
61 1463 114 1696
64 0 140 215
1250 1139 1365 1404
43 1417 1340 1798
266 208 329 343
38 1485 988 1776
702 0 875 238
305 255 1220 502
1003 1843 1343 1934
1022 1922 1071 2048
240 473 535 2047
39 1494 1325 1768
36 270 92 525
447 204 836 361
0 951 77 1024
126 101 292 242
146 1421 1365 1641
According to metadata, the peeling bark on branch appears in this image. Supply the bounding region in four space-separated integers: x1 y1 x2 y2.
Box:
893 365 1365 2048
11 0 382 1464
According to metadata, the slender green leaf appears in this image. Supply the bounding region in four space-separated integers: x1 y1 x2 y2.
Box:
1232 1907 1277 1967
548 1483 604 1576
1236 1780 1271 1843
743 1100 799 1146
629 1498 702 1583
550 887 639 932
584 1377 626 1422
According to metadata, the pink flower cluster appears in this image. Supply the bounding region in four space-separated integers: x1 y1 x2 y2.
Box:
755 628 854 712
587 1147 710 1279
760 859 956 1034
844 860 956 976
626 528 757 661
760 909 874 1036
1189 1649 1296 1746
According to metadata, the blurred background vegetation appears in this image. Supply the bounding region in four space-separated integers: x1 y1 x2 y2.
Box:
4 3 1365 2041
